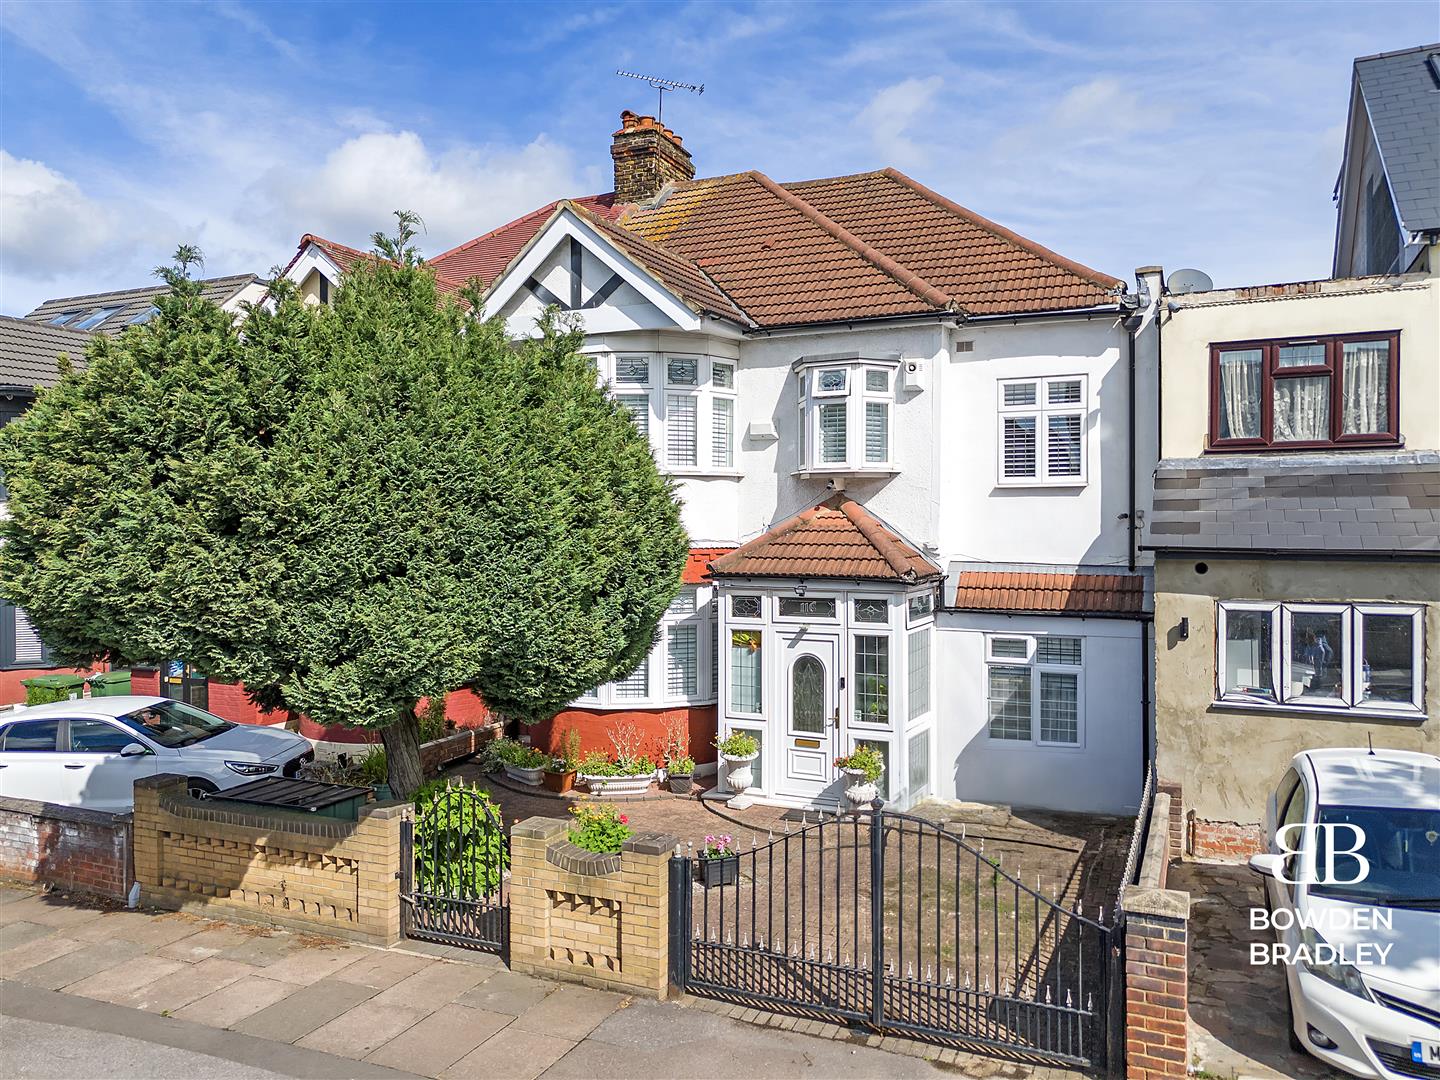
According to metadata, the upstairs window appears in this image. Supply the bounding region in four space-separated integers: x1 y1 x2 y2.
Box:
997 376 1088 486
1210 333 1398 450
604 353 735 474
797 362 895 473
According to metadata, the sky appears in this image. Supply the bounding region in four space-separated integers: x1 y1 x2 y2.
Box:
1 0 1435 315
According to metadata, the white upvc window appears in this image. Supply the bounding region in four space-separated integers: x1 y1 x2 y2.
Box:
997 375 1088 486
577 585 715 708
711 360 736 469
985 634 1084 746
1217 601 1423 714
602 353 737 475
797 361 897 473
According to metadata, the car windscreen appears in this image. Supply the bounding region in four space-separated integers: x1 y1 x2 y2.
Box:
116 700 235 749
1312 804 1440 907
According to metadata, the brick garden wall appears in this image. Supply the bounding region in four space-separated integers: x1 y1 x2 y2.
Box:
1189 818 1265 860
0 796 132 900
1123 900 1190 1079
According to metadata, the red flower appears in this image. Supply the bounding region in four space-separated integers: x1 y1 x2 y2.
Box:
619 814 629 824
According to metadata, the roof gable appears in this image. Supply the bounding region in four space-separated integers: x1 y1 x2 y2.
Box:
430 194 622 287
1354 44 1440 233
708 495 941 582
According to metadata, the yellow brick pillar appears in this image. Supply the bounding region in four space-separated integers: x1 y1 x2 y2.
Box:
508 816 677 999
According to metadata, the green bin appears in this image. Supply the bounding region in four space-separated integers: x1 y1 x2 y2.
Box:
89 670 132 696
21 674 87 706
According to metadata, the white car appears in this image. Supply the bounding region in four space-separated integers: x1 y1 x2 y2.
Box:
1249 747 1440 1079
0 695 314 811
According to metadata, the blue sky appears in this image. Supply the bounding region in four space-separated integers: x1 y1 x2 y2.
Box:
1 1 1434 315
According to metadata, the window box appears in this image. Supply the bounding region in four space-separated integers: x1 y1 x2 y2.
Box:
1208 333 1399 451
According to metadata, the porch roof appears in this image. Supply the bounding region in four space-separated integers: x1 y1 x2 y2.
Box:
707 495 941 583
950 566 1150 616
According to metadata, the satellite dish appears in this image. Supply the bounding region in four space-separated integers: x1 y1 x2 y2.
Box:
1167 268 1214 295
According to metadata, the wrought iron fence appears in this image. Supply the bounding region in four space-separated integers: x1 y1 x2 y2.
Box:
401 784 509 954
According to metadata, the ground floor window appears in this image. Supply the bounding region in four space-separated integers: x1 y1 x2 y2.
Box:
1217 601 1423 713
907 728 930 800
731 630 762 714
853 634 890 723
985 634 1083 746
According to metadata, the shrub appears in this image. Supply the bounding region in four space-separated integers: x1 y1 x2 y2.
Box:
668 755 695 776
716 731 758 758
357 747 388 785
834 744 884 783
567 802 632 854
418 697 447 743
412 782 507 897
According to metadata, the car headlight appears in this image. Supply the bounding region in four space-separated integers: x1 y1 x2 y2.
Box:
1301 928 1372 1000
225 761 278 777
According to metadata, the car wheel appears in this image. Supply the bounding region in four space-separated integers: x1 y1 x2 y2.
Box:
1285 973 1304 1053
187 778 219 800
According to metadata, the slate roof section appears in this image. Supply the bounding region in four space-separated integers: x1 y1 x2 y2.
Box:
1146 453 1440 555
708 495 941 582
0 315 92 389
1354 44 1440 233
952 569 1149 615
25 274 261 336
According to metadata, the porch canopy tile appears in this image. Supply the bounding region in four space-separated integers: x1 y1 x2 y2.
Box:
951 568 1149 615
707 494 941 583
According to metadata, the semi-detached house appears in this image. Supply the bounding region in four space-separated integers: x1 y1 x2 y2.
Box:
280 110 1161 815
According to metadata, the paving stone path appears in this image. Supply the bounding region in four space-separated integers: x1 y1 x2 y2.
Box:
0 885 1088 1079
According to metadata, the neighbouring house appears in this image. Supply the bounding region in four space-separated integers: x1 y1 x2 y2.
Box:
1146 45 1439 856
1332 43 1440 278
278 109 1160 811
0 316 101 702
23 273 268 334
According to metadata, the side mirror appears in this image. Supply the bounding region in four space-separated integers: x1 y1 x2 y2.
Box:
120 743 150 758
1248 852 1284 878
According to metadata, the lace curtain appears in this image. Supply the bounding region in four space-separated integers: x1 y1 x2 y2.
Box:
1273 376 1330 442
1218 350 1262 439
1342 341 1389 435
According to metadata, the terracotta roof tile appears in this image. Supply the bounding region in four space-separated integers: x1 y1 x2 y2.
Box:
709 495 940 582
952 571 1146 614
683 547 737 584
282 234 469 298
430 194 622 287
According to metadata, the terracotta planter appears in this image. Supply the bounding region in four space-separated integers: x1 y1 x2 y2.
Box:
542 770 576 794
503 763 544 787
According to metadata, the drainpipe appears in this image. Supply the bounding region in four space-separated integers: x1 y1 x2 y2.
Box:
1123 314 1143 572
1140 616 1153 789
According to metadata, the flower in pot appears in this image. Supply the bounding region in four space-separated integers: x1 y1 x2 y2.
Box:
567 802 632 854
579 751 655 797
667 755 695 795
834 744 885 810
696 833 739 887
715 730 759 795
542 729 582 794
497 739 548 786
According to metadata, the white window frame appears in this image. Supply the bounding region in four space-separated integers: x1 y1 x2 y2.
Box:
710 360 736 470
603 353 739 477
577 585 715 709
774 594 840 622
1216 601 1424 715
850 630 893 730
797 360 899 474
996 375 1088 487
983 633 1085 748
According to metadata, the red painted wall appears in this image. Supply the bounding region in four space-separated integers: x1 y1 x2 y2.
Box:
1 666 103 707
525 704 718 765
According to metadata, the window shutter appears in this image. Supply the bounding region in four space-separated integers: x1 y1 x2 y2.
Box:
1002 416 1037 478
712 397 733 468
619 395 649 439
667 625 698 696
1046 414 1083 478
819 403 847 463
666 394 697 466
614 659 649 699
865 402 888 463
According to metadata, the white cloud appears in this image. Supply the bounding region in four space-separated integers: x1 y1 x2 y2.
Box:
855 76 944 168
0 152 117 278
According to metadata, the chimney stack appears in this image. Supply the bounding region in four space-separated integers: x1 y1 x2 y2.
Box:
610 110 695 204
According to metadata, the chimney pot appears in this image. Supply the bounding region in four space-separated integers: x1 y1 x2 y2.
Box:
611 109 695 204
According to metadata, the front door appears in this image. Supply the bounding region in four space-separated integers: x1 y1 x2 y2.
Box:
777 633 838 802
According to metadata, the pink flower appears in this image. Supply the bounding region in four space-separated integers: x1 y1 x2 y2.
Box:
620 814 629 824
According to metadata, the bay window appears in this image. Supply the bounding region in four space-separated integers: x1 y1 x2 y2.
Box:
797 360 896 473
985 635 1084 746
731 629 763 714
599 352 738 474
1209 333 1398 450
1216 601 1422 713
997 376 1088 485
576 585 715 708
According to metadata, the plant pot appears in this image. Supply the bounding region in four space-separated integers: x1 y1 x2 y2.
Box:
722 751 759 795
668 773 694 795
581 772 655 797
840 766 881 810
542 770 576 794
696 855 739 887
503 763 545 787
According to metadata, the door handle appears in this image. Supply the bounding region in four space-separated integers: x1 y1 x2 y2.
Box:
64 764 85 770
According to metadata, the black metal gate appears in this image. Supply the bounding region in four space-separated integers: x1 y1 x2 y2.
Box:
401 785 509 955
669 802 1118 1070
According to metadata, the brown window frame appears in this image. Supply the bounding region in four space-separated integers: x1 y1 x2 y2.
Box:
1207 331 1400 452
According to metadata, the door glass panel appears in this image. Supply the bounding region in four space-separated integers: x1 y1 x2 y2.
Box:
791 656 825 733
68 720 134 753
1288 610 1344 703
1 720 60 751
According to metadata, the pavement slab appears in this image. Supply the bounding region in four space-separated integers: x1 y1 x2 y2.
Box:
369 960 493 1009
331 949 435 990
12 938 149 990
62 954 187 1005
254 943 361 985
364 1003 513 1075
234 977 379 1044
158 925 265 963
511 983 627 1041
455 969 554 1015
0 896 111 930
441 1025 577 1080
172 975 299 1029
116 957 264 1013
0 921 57 952
71 910 209 947
0 933 86 973
297 999 431 1060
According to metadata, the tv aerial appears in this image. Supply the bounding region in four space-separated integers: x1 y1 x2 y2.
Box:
615 70 703 124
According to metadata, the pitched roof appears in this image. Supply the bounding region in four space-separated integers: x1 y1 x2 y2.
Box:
283 235 469 297
1354 44 1440 233
430 194 622 287
682 547 738 584
952 569 1148 615
1146 453 1440 556
708 495 941 582
0 315 92 389
25 274 261 336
